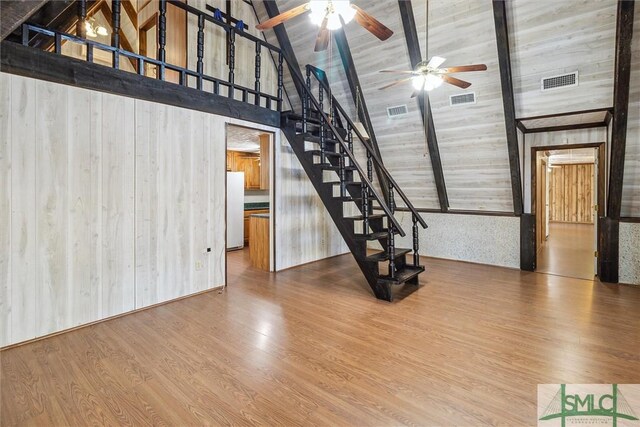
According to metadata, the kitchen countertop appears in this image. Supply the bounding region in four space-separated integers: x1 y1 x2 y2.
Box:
244 202 269 211
250 213 270 219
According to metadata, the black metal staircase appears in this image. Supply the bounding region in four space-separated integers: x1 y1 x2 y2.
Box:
281 65 428 302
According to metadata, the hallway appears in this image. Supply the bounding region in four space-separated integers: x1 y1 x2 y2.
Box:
537 223 595 280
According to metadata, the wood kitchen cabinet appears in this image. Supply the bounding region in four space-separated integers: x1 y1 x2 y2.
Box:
244 209 268 245
227 134 269 190
259 134 270 190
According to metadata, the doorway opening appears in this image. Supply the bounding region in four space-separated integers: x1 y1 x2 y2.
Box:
225 124 274 283
532 144 605 280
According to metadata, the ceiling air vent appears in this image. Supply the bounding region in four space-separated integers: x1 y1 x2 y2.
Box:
450 92 476 106
541 71 578 91
386 104 408 118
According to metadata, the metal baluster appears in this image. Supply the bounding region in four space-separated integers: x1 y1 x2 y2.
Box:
347 124 354 154
361 181 370 234
77 0 87 38
111 0 121 69
366 151 373 182
319 84 326 164
196 14 205 90
158 0 167 80
339 146 346 198
388 184 396 279
303 68 311 134
21 23 29 46
412 214 420 266
138 58 144 75
254 42 261 105
54 33 62 54
86 43 93 62
277 52 284 112
228 29 235 98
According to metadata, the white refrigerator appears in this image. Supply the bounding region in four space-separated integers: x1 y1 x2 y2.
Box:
226 172 245 249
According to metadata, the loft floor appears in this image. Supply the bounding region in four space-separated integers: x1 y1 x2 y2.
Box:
2 250 640 425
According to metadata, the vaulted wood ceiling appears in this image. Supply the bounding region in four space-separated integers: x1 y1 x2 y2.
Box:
254 0 638 215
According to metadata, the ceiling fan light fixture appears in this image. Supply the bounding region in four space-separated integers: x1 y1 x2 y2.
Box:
309 0 355 30
412 75 425 90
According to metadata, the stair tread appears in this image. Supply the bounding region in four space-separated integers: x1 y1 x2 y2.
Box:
320 164 357 171
307 150 344 158
354 231 389 241
366 248 412 262
323 180 363 186
378 265 425 284
344 214 386 220
303 134 341 144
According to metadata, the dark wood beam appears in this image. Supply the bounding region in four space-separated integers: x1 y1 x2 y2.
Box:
1 41 280 127
398 0 449 212
333 26 391 202
492 0 523 215
261 0 305 102
524 121 607 134
0 0 48 40
121 0 137 29
517 107 612 122
607 0 635 220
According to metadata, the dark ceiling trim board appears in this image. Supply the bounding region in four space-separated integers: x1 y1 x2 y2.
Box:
492 0 523 216
333 26 391 203
397 0 449 212
516 107 613 122
261 0 305 102
0 41 281 127
607 0 634 220
0 0 48 40
523 121 607 134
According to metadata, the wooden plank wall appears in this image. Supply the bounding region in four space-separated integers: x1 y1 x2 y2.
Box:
508 0 617 117
0 73 224 347
0 71 345 347
621 7 640 217
274 130 349 271
549 163 595 224
414 0 513 212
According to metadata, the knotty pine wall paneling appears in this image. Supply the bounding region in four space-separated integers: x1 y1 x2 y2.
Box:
549 163 594 224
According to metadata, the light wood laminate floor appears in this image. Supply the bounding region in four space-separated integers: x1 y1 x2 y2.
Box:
537 222 595 280
2 249 640 426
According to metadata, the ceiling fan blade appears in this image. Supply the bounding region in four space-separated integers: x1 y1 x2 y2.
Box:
256 3 310 30
351 5 393 41
378 77 414 90
379 70 418 75
442 64 488 73
314 15 330 52
427 56 446 69
442 75 472 89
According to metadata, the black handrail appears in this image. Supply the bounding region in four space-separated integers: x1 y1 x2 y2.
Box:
306 65 428 229
290 68 406 235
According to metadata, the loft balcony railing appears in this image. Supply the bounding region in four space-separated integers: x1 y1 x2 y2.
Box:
18 0 284 111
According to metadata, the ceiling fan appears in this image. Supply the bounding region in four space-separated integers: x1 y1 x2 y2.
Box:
378 56 487 96
256 1 393 52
